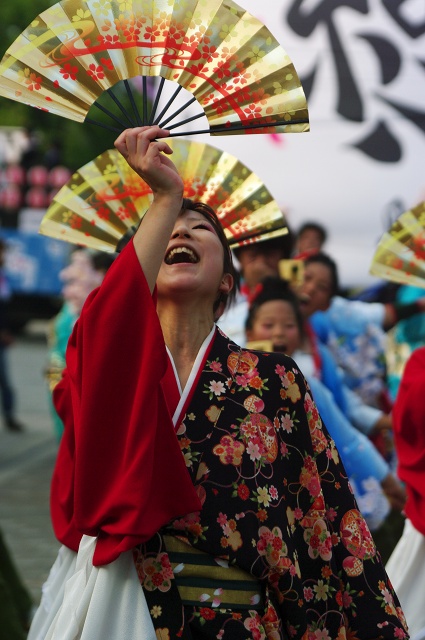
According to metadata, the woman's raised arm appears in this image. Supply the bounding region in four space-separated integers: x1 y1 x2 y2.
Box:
114 126 183 292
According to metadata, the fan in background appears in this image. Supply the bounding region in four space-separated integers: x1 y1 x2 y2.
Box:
370 201 425 289
0 0 309 137
39 138 288 252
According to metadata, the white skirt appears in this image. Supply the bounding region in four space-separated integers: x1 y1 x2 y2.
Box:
386 518 425 639
28 536 156 640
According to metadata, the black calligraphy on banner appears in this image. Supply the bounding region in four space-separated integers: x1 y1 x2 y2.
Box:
285 0 425 163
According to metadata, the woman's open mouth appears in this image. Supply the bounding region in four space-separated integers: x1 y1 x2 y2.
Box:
164 246 199 265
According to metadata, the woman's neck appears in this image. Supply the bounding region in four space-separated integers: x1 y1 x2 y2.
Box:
158 301 215 389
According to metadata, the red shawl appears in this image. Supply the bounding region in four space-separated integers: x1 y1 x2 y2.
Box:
50 241 201 566
392 346 425 536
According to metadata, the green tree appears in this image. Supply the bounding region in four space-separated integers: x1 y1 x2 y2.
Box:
0 0 121 169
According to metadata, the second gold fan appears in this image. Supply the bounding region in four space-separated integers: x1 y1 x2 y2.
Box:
40 138 288 251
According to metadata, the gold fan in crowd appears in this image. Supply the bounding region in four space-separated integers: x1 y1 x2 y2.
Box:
0 0 309 137
40 138 287 251
370 200 425 289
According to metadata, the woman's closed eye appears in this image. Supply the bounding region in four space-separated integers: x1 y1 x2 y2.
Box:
193 223 214 232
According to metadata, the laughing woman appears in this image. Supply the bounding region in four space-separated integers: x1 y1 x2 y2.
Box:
29 127 408 639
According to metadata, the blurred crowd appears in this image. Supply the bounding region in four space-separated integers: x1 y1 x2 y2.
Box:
218 220 425 635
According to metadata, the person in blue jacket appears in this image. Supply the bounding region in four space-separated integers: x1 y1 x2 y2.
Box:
245 276 406 531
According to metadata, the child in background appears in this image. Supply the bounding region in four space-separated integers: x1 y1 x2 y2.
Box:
245 276 404 535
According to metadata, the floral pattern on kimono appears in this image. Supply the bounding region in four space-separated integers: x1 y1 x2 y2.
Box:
133 328 408 640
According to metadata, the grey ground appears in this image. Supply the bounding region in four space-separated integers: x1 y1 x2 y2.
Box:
0 324 60 607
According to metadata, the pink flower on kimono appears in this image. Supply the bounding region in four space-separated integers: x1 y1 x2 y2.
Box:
209 380 226 396
303 586 314 601
303 519 333 561
381 586 396 609
247 440 263 461
269 486 278 500
300 458 323 499
394 628 408 639
326 507 337 522
308 475 322 498
217 512 228 526
213 435 245 466
141 553 174 592
280 441 288 456
274 364 284 377
236 374 249 387
280 413 294 433
209 360 222 372
257 526 290 570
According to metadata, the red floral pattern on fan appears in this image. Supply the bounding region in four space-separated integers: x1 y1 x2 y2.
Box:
39 139 287 252
0 0 309 134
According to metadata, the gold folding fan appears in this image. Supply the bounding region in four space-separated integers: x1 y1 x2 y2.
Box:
39 138 287 251
370 201 425 289
0 0 309 137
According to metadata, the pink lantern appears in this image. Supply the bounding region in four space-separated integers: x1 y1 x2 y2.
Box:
49 165 72 188
27 165 49 187
25 186 47 208
0 184 22 209
5 165 25 185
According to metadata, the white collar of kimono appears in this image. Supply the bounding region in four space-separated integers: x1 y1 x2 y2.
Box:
166 325 216 427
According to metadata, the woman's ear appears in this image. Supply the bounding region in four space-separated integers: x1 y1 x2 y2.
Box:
214 274 234 321
219 273 233 295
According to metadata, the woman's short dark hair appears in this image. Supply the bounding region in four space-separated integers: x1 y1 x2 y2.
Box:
303 252 339 297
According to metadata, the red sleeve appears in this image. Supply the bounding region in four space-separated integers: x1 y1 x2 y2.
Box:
50 240 201 565
392 346 425 536
50 367 80 552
